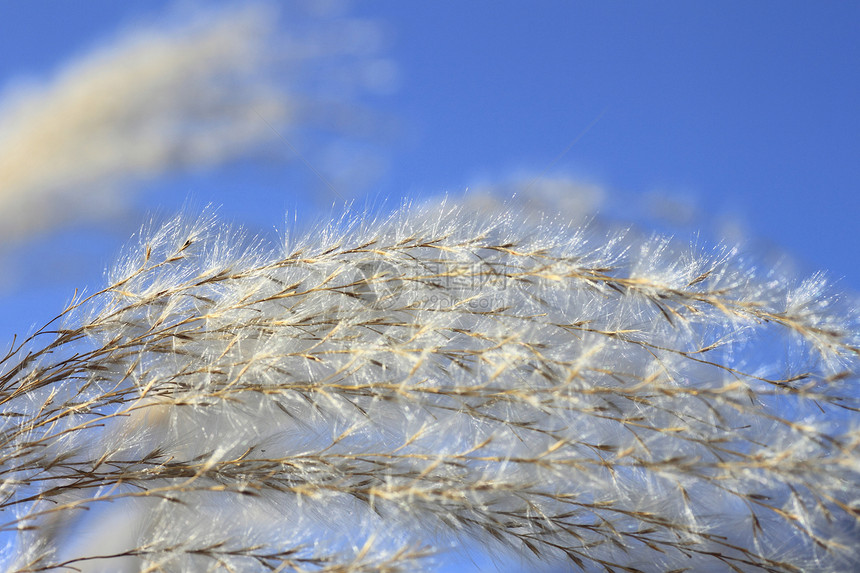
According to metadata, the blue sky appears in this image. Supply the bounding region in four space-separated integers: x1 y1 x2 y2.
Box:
0 2 858 340
360 1 859 277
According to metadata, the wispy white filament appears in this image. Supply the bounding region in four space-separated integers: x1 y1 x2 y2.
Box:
1 200 857 572
0 4 291 245
0 2 390 248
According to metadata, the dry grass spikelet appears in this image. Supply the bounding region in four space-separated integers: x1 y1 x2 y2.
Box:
1 200 858 572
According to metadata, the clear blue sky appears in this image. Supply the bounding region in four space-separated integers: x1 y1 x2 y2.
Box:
0 2 858 341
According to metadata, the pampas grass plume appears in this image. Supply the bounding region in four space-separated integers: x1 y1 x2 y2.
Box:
1 200 858 572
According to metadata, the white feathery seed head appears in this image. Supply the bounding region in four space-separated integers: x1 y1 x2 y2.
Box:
0 2 391 249
0 199 858 572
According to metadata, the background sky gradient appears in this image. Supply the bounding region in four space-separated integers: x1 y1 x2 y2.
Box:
1 1 857 341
